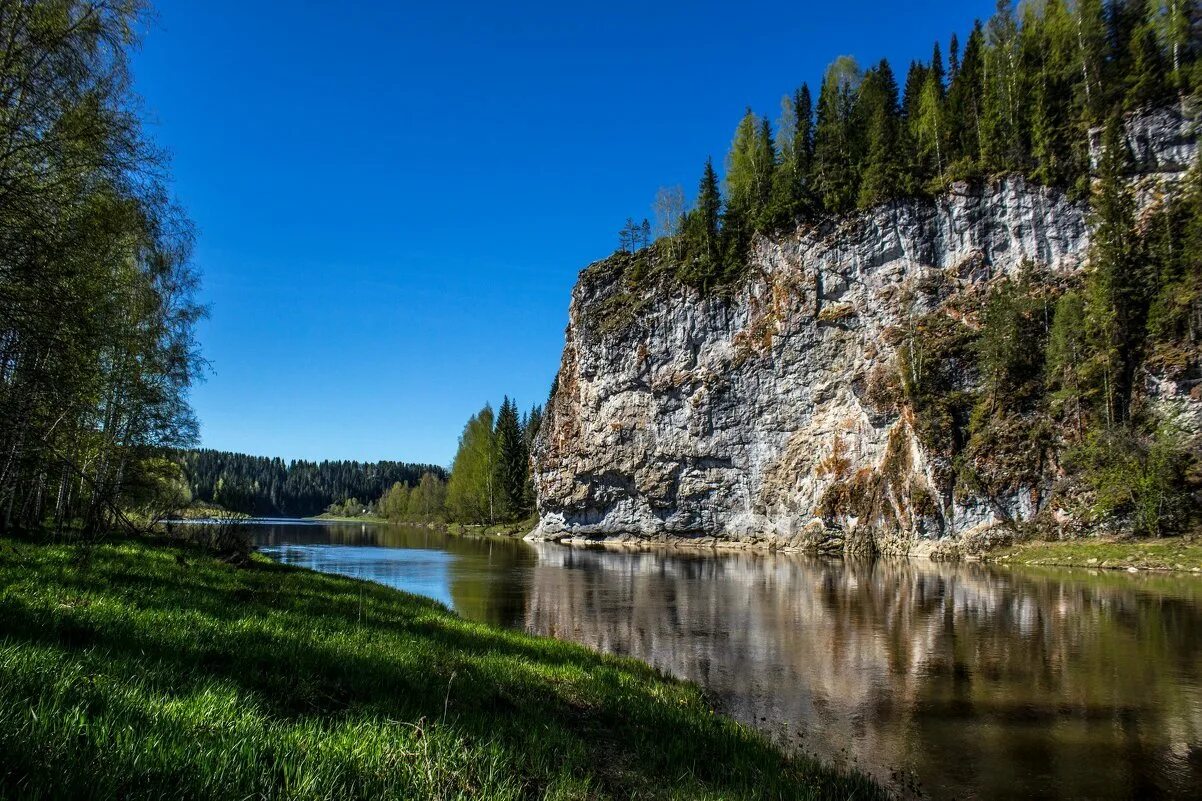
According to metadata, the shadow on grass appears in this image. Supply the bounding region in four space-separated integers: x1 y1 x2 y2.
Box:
0 536 889 800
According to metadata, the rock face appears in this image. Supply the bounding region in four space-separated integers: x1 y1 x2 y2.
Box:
531 110 1199 554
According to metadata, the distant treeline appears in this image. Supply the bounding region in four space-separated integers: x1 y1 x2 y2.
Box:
179 450 445 518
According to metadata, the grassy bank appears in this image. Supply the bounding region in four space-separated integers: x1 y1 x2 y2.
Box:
0 534 884 800
309 513 389 524
987 536 1202 572
444 514 540 539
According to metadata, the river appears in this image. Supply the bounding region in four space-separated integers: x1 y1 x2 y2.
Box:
250 519 1202 801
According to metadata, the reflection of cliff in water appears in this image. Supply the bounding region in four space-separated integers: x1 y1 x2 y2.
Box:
521 545 1202 801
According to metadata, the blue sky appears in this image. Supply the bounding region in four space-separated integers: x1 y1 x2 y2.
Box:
132 0 998 466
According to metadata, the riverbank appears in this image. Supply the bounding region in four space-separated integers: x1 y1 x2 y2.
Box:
984 536 1202 573
0 533 884 800
309 513 389 523
527 527 1202 574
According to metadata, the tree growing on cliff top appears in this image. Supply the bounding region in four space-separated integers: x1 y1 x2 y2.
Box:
857 59 907 208
769 83 816 226
812 56 863 214
679 158 723 289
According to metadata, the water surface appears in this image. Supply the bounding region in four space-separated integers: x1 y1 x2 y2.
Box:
254 521 1202 801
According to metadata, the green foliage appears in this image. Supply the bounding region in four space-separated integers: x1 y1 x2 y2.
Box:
897 295 978 461
0 535 887 800
858 60 908 207
678 158 724 290
446 404 498 524
1045 289 1091 429
974 271 1050 406
1067 419 1193 536
1126 22 1174 108
377 472 448 522
623 0 1198 296
493 397 530 521
1146 164 1202 374
769 84 815 225
180 450 445 517
0 1 206 533
1083 115 1142 426
813 56 863 214
445 399 542 525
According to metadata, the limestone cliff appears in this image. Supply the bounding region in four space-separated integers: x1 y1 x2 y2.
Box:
531 109 1200 554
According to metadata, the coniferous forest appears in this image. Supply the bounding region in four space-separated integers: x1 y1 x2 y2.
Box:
178 450 445 518
638 0 1200 291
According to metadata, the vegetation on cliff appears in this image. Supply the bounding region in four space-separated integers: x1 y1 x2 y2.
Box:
615 0 1200 292
879 118 1200 538
0 533 885 800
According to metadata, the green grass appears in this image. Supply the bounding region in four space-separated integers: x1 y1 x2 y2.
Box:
444 515 540 538
0 534 884 800
988 536 1202 572
308 513 388 523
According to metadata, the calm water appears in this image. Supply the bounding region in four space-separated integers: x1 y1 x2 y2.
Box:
253 520 1202 801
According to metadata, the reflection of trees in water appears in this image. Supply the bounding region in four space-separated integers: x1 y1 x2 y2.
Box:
446 536 537 628
521 546 1202 801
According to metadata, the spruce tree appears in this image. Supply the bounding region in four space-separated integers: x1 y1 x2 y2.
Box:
769 84 815 225
857 60 906 207
1027 0 1078 187
812 56 862 214
493 397 528 521
680 158 723 289
1126 22 1173 109
1083 115 1142 426
1072 0 1108 125
981 0 1027 173
946 22 986 174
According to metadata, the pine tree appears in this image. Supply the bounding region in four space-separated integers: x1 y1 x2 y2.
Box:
857 60 906 207
493 397 528 521
812 56 863 214
946 21 986 174
1083 115 1142 426
680 158 723 289
1126 22 1173 109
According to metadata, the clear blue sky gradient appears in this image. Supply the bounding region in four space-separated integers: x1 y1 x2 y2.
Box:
131 0 999 466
